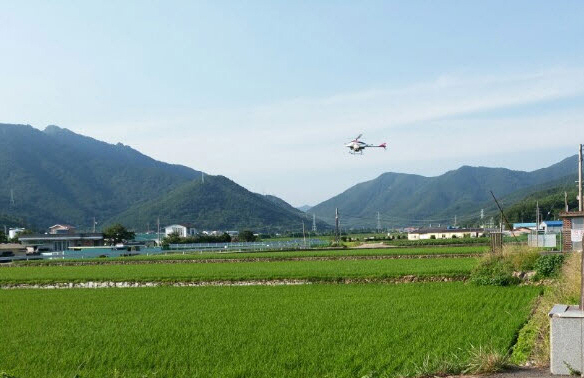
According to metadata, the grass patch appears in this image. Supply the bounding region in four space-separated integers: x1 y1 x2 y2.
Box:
0 283 540 378
511 252 577 365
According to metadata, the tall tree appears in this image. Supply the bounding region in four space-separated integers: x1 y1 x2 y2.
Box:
103 224 135 245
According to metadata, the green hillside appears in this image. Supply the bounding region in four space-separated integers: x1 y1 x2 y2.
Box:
500 179 579 223
310 156 578 228
0 124 200 229
109 176 330 232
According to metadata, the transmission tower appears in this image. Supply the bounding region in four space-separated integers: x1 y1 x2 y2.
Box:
378 212 382 231
335 208 339 243
312 213 317 233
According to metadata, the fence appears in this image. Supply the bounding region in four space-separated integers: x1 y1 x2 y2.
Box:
168 239 328 252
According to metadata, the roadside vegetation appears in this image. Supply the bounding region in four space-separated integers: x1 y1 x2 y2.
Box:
510 251 578 366
470 246 565 286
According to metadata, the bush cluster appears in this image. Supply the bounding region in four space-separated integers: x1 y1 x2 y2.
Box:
388 237 490 247
470 246 565 286
534 254 565 279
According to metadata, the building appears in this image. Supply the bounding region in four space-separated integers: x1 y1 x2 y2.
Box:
164 224 197 237
0 243 27 257
19 233 105 252
539 220 563 234
560 211 584 252
512 223 537 231
48 224 77 234
512 227 533 236
407 228 485 240
8 227 26 240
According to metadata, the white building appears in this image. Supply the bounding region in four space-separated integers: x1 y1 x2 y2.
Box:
164 224 197 237
8 228 26 240
48 224 77 234
408 228 485 241
539 220 563 234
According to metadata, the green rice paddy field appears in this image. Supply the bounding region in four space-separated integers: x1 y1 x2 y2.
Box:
0 283 540 378
15 246 487 266
0 257 477 284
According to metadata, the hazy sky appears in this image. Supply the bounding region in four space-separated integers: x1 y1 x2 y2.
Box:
2 1 584 206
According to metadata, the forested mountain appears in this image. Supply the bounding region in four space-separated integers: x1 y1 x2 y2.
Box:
0 123 328 232
0 123 200 229
495 175 579 223
310 156 578 228
110 177 329 231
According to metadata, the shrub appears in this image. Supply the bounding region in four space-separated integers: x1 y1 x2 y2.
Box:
534 254 565 279
470 246 540 286
470 254 519 286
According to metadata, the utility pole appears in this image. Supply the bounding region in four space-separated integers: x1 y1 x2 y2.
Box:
312 213 317 233
93 217 96 233
565 191 569 212
536 201 540 248
157 217 161 245
579 144 583 212
335 208 339 243
302 221 306 247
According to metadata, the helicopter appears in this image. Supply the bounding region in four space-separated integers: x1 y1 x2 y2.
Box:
345 134 386 154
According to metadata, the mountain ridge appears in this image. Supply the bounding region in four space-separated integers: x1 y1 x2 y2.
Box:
309 155 578 228
0 123 326 232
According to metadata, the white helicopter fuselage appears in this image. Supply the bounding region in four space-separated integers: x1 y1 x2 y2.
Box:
345 141 366 152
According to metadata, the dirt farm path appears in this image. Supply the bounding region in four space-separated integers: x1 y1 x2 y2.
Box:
455 366 553 377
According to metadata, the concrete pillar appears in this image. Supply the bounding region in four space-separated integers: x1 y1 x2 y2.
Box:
549 305 584 375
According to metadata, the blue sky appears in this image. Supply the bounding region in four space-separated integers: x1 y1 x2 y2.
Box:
2 1 584 206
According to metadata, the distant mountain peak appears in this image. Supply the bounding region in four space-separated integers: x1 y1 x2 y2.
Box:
44 125 72 134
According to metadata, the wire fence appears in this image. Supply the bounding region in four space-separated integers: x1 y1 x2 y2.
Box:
168 239 329 252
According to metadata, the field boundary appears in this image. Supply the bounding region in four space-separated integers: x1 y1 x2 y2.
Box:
0 275 469 289
5 253 482 267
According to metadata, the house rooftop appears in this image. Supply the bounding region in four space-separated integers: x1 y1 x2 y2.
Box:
19 233 104 241
542 220 563 226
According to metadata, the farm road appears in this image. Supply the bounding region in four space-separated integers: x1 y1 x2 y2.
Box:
455 367 553 377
